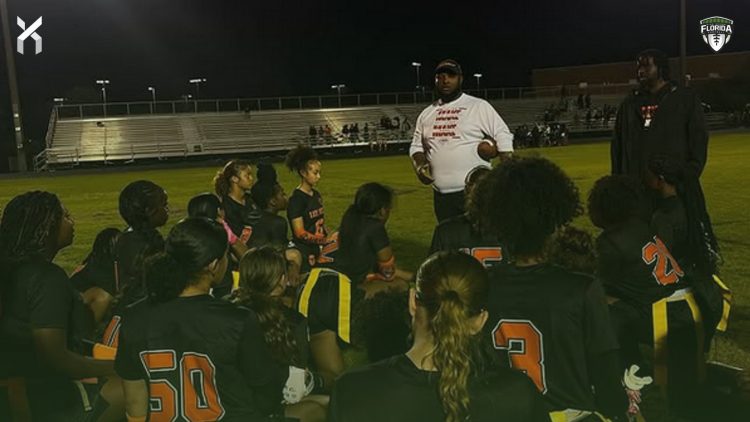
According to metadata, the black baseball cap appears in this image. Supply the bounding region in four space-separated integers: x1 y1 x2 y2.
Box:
435 59 462 75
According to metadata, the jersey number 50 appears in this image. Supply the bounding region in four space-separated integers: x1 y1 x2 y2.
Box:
141 350 225 421
492 319 548 394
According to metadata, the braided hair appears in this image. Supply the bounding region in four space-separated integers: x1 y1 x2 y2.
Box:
285 145 318 176
0 191 65 269
119 180 167 231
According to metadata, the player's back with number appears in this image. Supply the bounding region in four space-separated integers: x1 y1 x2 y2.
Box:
486 264 618 413
117 296 282 421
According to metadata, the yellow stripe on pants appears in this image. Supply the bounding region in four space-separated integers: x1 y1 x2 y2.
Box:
651 290 704 386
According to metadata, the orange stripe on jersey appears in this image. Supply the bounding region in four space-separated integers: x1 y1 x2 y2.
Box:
101 315 122 348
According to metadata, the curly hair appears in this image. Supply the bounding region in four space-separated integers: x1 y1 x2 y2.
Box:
119 180 167 231
213 160 252 198
250 162 282 210
0 191 64 268
545 225 597 274
285 145 319 176
416 251 489 422
587 175 643 230
233 246 300 366
472 156 582 259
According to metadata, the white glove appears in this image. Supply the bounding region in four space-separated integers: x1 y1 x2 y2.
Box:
623 364 653 391
282 366 314 404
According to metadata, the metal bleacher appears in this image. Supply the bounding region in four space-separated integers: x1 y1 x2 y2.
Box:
36 85 636 171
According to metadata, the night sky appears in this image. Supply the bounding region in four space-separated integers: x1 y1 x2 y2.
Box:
1 0 748 164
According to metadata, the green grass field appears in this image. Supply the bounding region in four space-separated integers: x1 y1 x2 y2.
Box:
1 132 749 369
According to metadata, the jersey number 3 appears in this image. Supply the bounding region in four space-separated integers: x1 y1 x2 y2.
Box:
141 350 225 421
492 319 548 394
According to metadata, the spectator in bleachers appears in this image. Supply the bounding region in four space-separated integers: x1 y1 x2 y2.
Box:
342 124 350 143
363 123 370 143
309 126 317 144
392 116 400 130
585 93 591 109
317 126 324 145
577 93 584 110
352 123 360 143
324 125 333 144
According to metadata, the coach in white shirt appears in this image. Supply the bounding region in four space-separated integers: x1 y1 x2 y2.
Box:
410 59 514 221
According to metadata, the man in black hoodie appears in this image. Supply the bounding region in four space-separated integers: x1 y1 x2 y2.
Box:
611 49 708 184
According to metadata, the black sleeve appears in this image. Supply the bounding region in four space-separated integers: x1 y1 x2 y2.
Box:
369 222 390 254
611 103 625 175
686 92 708 178
114 317 147 381
287 192 305 221
271 216 290 245
595 235 622 295
428 225 442 255
28 265 73 330
583 279 619 355
238 311 288 414
588 349 628 419
521 376 553 422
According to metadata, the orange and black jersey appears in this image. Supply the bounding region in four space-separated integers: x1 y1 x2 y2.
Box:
319 217 392 285
485 263 619 413
429 213 504 268
288 188 326 267
222 194 262 246
296 268 361 345
115 295 288 421
329 354 550 422
248 210 290 250
597 217 683 308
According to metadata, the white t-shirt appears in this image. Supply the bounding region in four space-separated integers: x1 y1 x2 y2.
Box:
409 93 514 193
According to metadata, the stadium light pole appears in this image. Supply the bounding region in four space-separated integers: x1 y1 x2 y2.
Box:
411 62 421 90
473 73 483 90
148 86 156 103
189 78 206 99
1 0 28 171
96 79 110 116
331 84 345 107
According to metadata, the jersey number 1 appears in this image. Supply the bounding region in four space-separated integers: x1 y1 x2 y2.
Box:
141 350 225 421
492 319 548 394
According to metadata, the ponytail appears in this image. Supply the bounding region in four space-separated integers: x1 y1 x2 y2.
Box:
432 292 474 422
145 218 228 303
234 247 300 366
213 160 252 198
415 251 489 422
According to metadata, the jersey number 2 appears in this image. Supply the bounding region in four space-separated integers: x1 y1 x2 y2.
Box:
641 236 684 286
492 319 548 393
141 350 225 421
